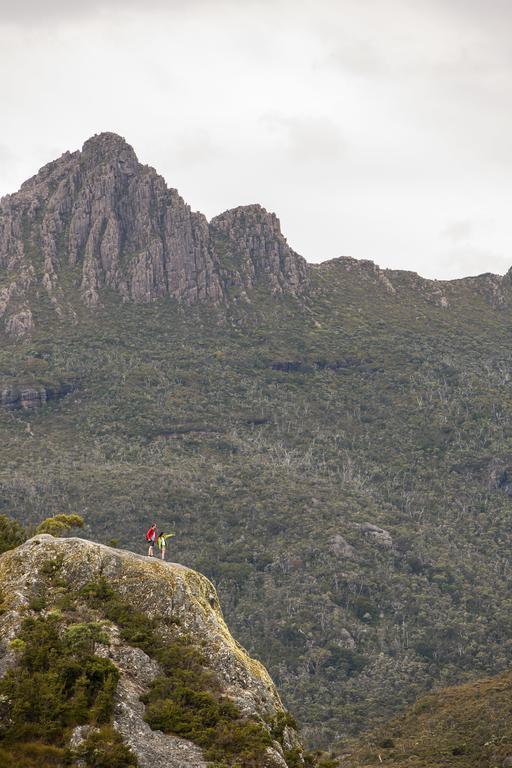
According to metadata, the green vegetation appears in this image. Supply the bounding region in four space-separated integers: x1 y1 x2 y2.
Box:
4 262 512 746
0 612 131 767
341 668 512 767
0 514 26 555
36 513 84 537
77 728 137 768
82 578 280 767
0 513 84 554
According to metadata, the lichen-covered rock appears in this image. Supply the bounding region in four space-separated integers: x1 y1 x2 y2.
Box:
0 535 302 767
330 533 355 558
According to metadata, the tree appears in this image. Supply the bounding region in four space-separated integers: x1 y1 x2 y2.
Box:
36 514 84 537
64 622 109 657
0 515 27 555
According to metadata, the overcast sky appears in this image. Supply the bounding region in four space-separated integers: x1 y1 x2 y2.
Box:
1 0 512 279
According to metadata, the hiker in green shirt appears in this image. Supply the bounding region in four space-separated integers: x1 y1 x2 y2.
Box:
157 531 175 561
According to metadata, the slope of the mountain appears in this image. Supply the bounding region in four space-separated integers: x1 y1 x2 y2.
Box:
0 534 301 767
3 135 512 750
0 132 306 337
340 668 512 767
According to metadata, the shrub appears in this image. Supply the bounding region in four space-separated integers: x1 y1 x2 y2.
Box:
0 515 26 555
81 580 277 767
78 726 137 767
0 614 120 758
36 514 84 537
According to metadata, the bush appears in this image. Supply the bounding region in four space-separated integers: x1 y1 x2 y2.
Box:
78 726 137 767
143 639 273 766
0 614 120 758
0 515 26 555
36 514 84 537
80 580 277 767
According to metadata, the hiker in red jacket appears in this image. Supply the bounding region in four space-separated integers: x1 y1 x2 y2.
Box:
145 523 157 557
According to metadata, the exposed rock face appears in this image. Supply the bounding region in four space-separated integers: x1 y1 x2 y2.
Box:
0 535 301 767
358 522 393 549
210 205 307 296
0 380 75 410
0 133 307 336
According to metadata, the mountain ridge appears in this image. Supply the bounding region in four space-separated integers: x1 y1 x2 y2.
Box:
0 132 307 337
3 132 512 339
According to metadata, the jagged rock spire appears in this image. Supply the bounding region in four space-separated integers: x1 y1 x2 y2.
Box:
0 133 307 337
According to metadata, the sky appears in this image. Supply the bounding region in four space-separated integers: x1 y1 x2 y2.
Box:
1 0 512 280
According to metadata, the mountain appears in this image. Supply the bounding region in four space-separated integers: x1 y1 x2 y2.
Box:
341 668 512 767
3 134 512 749
0 533 302 767
0 132 306 337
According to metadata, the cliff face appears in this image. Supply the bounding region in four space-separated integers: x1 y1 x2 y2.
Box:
0 133 307 336
210 205 307 297
0 535 301 767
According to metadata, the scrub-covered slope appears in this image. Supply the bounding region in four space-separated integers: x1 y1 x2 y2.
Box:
0 534 301 767
340 668 512 767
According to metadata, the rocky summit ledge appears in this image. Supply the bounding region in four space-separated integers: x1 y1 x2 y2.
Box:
0 535 300 767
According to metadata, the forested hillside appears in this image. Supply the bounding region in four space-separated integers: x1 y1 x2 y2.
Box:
2 135 512 747
341 668 512 766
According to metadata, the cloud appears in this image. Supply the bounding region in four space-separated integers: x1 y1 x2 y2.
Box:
0 144 21 199
263 113 346 164
1 0 512 277
326 40 385 77
441 220 474 245
439 245 510 279
0 0 204 24
0 0 275 26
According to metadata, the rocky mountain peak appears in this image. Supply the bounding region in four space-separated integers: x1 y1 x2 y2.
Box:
80 131 138 166
210 204 307 295
0 135 307 338
80 133 140 176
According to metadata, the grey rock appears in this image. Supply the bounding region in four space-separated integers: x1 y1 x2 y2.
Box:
0 535 303 767
330 533 355 558
105 639 207 768
210 204 307 296
69 725 96 767
338 628 356 649
359 522 393 548
0 380 75 411
5 308 33 338
0 133 307 335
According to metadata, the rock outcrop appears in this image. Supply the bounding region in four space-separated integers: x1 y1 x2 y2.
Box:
358 522 393 549
210 205 307 296
0 535 301 767
0 379 75 410
0 133 307 336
